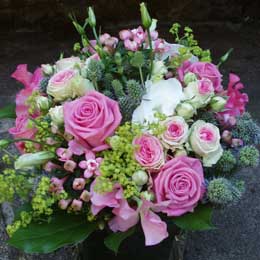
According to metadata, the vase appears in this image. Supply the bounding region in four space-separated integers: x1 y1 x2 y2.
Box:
77 223 187 260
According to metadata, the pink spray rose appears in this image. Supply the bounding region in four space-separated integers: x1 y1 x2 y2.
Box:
178 61 222 92
9 114 37 153
217 73 248 126
64 91 122 152
154 156 205 216
11 64 43 116
133 134 164 171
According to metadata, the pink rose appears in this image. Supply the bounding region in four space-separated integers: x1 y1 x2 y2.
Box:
64 91 122 152
9 114 37 153
217 73 248 126
154 156 205 216
11 64 43 116
178 61 222 92
133 134 164 171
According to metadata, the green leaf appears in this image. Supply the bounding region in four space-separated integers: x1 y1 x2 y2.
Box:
8 211 97 253
104 227 135 254
0 104 16 119
173 204 215 231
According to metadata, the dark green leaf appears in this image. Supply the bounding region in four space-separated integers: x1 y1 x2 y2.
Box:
8 211 97 253
104 227 135 254
0 104 16 119
174 204 215 231
130 52 145 68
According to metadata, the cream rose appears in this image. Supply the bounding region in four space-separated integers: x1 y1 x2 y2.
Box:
49 105 64 126
161 116 188 151
184 78 214 109
55 56 81 71
189 120 223 166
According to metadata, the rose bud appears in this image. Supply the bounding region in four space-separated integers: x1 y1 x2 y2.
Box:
210 96 227 112
132 170 148 186
176 102 196 119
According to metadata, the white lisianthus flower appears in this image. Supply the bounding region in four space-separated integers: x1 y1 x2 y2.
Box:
49 105 64 126
151 61 167 82
184 78 214 109
132 78 184 124
189 120 223 167
160 116 189 151
55 56 81 71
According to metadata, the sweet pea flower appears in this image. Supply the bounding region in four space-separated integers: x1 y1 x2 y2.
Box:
217 73 248 127
100 33 111 44
109 199 168 246
124 39 139 51
131 26 146 45
119 29 132 40
153 39 171 54
79 150 102 178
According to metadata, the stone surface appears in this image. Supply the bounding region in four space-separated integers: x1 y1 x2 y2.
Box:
0 17 260 260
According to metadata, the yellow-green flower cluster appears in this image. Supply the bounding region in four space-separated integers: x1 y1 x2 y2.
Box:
31 177 67 216
97 123 143 198
26 90 41 115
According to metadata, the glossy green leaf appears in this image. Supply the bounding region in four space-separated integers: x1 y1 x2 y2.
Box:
104 227 135 254
0 104 16 119
8 212 97 253
174 204 215 231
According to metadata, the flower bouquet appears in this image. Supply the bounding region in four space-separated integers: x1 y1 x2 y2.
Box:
0 2 259 259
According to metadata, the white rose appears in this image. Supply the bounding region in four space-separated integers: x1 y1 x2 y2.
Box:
160 116 189 151
176 102 196 119
184 79 214 109
35 96 49 111
55 56 81 71
71 78 95 97
151 61 167 82
189 120 223 166
132 78 184 124
49 105 64 126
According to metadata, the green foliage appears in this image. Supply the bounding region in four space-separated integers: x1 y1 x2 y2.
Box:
130 51 145 68
174 204 215 231
207 178 243 206
112 79 125 99
84 59 104 83
39 77 50 93
232 113 260 145
7 211 97 253
239 145 259 168
196 110 218 126
126 80 143 102
0 104 16 119
215 150 237 174
104 227 135 254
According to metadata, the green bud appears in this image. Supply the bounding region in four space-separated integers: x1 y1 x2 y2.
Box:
210 96 227 112
15 151 55 170
88 7 96 28
0 139 11 149
36 96 50 111
140 2 152 29
73 42 81 52
132 170 148 186
114 52 122 65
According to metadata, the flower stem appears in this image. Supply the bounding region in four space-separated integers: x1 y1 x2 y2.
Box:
139 66 145 89
147 28 154 79
92 27 101 47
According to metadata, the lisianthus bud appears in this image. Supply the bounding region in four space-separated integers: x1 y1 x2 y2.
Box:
15 151 55 170
184 72 197 85
141 191 155 201
41 64 53 75
132 170 148 186
176 102 196 119
210 96 227 112
140 2 152 29
88 7 96 28
49 105 64 126
0 139 11 149
36 96 49 111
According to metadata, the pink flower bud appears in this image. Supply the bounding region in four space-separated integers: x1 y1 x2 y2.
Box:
50 177 67 193
71 199 83 211
73 178 86 190
64 160 77 172
119 29 132 40
56 148 73 162
222 130 232 144
43 161 61 172
231 138 243 148
80 190 91 202
58 199 71 210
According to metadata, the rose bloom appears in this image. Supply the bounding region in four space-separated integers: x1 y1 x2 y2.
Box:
154 156 205 216
55 56 81 71
183 78 214 109
133 134 164 171
189 120 223 166
9 115 37 153
161 116 189 151
64 91 122 152
178 61 222 92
